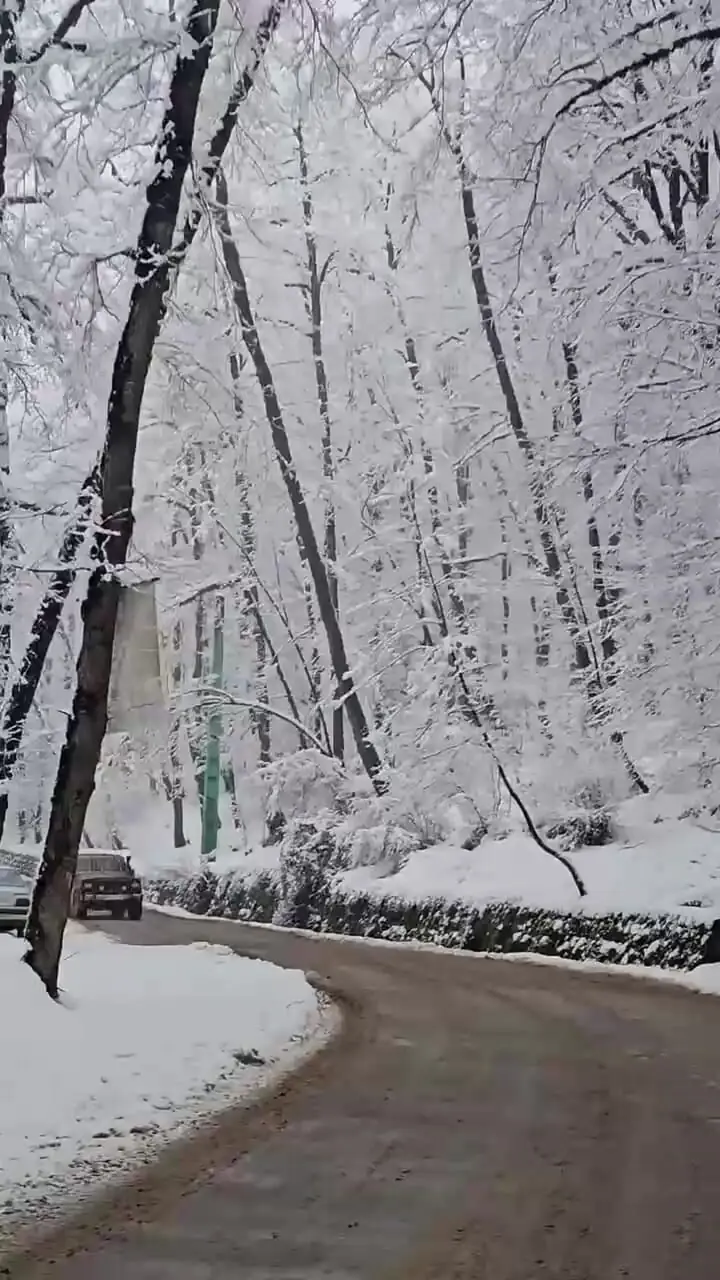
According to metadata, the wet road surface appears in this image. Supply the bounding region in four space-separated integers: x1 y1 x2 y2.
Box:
7 909 720 1278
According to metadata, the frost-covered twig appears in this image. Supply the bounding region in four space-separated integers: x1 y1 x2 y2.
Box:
192 686 332 757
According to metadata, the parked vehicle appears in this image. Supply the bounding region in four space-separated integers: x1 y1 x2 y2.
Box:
70 852 143 921
0 866 32 935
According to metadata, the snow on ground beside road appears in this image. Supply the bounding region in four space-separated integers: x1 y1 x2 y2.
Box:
59 787 720 931
127 791 720 924
0 925 330 1244
338 795 720 922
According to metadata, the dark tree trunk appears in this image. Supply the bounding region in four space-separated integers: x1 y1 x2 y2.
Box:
0 7 19 208
0 464 100 841
500 514 510 680
248 582 272 763
385 215 505 734
228 352 273 764
168 614 187 848
457 174 591 672
0 387 13 704
188 460 208 798
172 794 187 848
24 0 280 996
562 340 616 656
544 250 620 671
162 736 188 849
164 509 188 848
295 123 344 761
418 69 591 672
213 168 385 789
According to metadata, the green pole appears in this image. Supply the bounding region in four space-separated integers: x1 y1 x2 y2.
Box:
201 599 224 863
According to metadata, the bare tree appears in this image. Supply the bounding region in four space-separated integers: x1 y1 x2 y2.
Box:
415 57 648 793
212 167 385 789
0 1 96 764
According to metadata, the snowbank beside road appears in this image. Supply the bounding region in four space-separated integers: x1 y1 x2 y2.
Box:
126 792 720 925
337 798 720 922
0 926 328 1245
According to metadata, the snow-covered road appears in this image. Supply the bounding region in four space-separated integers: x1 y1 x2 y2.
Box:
0 925 329 1242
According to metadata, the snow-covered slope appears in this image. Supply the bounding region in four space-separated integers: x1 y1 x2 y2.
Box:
338 798 720 921
0 926 329 1244
123 791 720 925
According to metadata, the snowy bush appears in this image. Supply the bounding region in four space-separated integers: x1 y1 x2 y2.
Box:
261 751 348 830
340 824 421 872
321 894 711 969
153 870 218 916
0 847 40 879
274 820 348 929
544 810 614 851
210 869 279 921
147 870 716 971
150 868 279 922
461 822 490 851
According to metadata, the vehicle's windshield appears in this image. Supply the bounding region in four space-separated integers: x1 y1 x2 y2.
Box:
77 854 129 876
0 867 30 888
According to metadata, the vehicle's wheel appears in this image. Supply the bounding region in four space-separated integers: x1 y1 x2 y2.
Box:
110 905 125 919
127 901 143 921
76 904 88 920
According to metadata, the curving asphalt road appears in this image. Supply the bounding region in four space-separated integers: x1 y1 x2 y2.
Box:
8 909 720 1279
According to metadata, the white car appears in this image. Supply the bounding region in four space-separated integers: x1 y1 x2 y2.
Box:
0 866 32 935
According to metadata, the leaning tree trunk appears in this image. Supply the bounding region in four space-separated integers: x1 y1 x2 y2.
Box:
0 463 100 841
24 0 282 996
213 168 385 789
228 355 273 763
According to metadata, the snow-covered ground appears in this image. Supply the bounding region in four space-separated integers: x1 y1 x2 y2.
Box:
338 796 720 922
120 791 720 925
0 925 331 1245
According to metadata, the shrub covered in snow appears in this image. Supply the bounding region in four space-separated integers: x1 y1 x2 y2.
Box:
321 893 710 968
150 867 280 922
544 809 614 851
210 869 279 921
274 820 348 929
175 870 218 916
461 822 490 851
340 823 421 872
261 750 349 830
147 870 715 971
0 847 40 879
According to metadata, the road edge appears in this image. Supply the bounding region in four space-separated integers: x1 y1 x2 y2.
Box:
1 972 362 1278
